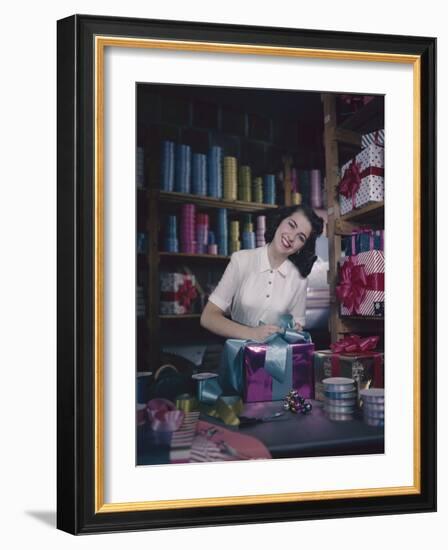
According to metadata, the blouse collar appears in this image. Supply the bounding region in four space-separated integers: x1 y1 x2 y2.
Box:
259 244 290 277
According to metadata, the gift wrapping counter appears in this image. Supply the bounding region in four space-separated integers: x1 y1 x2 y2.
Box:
137 399 384 465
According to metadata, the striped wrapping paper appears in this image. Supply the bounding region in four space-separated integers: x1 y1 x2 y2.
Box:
169 411 200 463
361 129 385 149
340 250 384 317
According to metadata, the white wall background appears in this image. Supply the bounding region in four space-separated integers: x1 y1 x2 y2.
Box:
0 0 443 546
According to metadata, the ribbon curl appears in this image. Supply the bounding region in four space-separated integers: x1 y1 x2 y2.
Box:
146 398 185 432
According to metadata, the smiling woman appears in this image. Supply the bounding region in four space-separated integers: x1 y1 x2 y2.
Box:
200 205 324 341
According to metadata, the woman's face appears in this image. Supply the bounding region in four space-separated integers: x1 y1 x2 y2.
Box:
272 210 313 256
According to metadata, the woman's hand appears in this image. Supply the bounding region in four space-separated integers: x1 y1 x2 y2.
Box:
293 321 303 331
250 324 282 342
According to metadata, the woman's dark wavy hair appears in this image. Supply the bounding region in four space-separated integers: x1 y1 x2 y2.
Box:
264 204 324 278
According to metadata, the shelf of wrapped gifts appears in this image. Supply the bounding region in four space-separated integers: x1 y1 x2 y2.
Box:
159 252 230 261
340 201 384 225
159 314 201 320
153 189 279 213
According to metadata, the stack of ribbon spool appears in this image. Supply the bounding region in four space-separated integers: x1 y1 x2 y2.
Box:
192 153 207 196
238 165 252 202
263 174 276 204
207 230 218 255
164 215 179 252
361 388 384 427
290 168 301 205
160 140 175 192
310 169 323 208
298 169 311 205
207 146 223 198
229 220 241 253
252 176 263 204
217 208 228 256
322 377 357 421
195 213 209 254
175 144 191 193
223 156 238 200
180 204 196 253
256 215 266 247
242 214 256 250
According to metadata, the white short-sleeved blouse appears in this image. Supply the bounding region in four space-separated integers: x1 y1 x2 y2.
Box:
208 244 308 328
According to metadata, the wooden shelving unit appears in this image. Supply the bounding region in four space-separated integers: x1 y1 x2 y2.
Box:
154 190 278 213
322 94 384 343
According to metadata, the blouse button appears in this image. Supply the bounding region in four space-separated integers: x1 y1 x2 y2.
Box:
270 270 273 273
266 294 270 298
268 281 272 285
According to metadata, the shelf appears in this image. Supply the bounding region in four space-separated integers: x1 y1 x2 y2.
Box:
338 96 384 134
159 252 230 261
152 190 279 213
160 314 201 319
341 315 384 321
340 201 384 225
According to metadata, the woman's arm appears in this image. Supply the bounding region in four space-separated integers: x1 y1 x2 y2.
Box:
200 301 253 339
200 301 281 341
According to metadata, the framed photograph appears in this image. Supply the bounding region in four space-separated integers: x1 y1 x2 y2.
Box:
57 14 436 534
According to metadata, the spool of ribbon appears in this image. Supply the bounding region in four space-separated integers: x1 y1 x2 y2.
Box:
191 373 243 426
175 393 199 413
220 314 312 401
146 398 185 432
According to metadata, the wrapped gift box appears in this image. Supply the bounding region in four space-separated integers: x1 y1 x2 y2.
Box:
339 143 384 215
242 341 315 402
337 250 384 317
361 129 385 149
314 349 384 402
343 229 384 256
160 272 198 315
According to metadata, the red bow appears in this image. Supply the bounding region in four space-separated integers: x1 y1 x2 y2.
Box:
331 334 379 354
336 258 367 315
339 159 362 210
177 279 198 309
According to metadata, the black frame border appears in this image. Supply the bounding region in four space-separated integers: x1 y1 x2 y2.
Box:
57 14 436 535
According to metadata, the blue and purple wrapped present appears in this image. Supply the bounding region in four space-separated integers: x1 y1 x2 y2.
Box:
219 315 315 403
343 229 384 256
